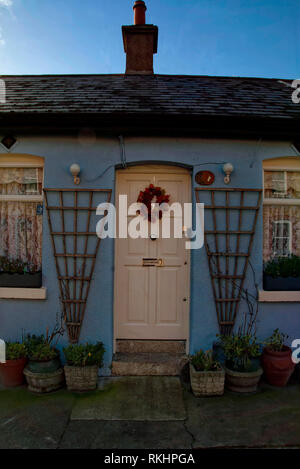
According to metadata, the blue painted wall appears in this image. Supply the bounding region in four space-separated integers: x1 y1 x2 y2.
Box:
0 136 299 374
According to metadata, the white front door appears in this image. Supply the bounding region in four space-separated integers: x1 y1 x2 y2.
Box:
114 165 191 344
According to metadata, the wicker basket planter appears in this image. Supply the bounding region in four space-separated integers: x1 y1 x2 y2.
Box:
23 367 64 393
225 366 263 393
189 363 225 397
64 365 98 391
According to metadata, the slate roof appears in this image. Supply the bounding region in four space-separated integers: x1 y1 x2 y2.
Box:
0 74 298 117
0 74 299 137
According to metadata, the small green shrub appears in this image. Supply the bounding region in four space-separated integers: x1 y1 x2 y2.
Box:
63 342 105 367
24 334 59 361
264 255 300 278
264 328 289 352
220 334 261 372
29 343 59 362
6 342 27 360
24 334 45 357
190 349 221 372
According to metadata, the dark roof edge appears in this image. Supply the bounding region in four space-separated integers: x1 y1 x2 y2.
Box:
0 73 295 81
0 113 299 140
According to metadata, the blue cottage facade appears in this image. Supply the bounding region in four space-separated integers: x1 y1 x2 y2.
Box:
0 3 300 375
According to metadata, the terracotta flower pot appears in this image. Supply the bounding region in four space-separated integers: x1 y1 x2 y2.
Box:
0 358 27 387
262 346 295 387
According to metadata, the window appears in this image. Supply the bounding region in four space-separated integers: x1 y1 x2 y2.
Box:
263 158 300 262
272 220 291 257
0 157 44 271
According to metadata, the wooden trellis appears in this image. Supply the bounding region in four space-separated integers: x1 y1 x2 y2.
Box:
195 188 262 335
44 188 112 343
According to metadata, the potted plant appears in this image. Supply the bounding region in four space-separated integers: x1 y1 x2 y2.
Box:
189 349 224 397
63 342 105 391
263 255 300 291
221 333 263 393
23 318 65 393
25 335 60 373
261 329 295 387
0 256 42 288
0 342 27 387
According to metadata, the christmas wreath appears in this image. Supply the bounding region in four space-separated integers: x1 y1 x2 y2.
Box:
137 184 170 221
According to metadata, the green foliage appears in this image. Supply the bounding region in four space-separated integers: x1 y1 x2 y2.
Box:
23 316 65 362
190 349 221 372
0 256 39 274
24 334 59 362
264 255 300 278
220 334 261 372
264 328 289 352
63 342 105 367
24 334 45 357
29 343 59 362
6 342 27 360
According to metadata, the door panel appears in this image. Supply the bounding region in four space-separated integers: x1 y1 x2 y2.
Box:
114 165 191 343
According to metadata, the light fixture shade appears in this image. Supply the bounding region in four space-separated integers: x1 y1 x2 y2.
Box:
223 163 234 175
70 163 81 177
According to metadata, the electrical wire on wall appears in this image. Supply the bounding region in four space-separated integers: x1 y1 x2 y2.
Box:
194 162 227 167
85 135 127 182
119 135 127 169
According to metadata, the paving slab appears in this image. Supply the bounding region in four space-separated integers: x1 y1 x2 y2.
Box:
0 387 74 449
59 421 192 449
71 376 186 421
184 382 300 449
1 378 300 449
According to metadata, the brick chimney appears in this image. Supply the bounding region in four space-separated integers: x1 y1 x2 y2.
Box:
122 1 158 75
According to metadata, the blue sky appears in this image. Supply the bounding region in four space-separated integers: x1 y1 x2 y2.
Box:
0 0 299 78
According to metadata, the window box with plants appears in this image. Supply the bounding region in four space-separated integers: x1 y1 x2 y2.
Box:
261 329 295 387
0 342 27 387
63 342 105 392
263 255 300 291
23 321 65 393
189 350 225 397
0 257 42 288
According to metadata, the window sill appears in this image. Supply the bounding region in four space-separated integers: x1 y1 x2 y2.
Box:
0 287 47 300
259 290 300 302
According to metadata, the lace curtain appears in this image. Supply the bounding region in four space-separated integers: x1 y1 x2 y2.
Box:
0 168 43 269
263 170 300 262
0 167 43 196
263 205 300 261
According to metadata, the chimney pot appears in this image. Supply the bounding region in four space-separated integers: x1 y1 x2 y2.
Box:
133 1 147 25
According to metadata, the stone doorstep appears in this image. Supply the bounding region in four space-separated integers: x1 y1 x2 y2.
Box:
116 339 186 354
112 352 188 376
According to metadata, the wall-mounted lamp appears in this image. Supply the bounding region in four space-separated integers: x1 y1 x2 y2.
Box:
70 163 81 185
223 163 234 185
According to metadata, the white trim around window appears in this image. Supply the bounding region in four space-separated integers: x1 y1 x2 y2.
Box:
0 287 47 300
259 290 300 302
0 194 43 202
